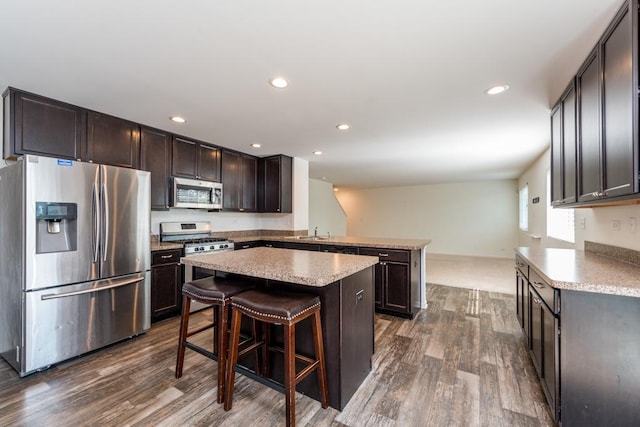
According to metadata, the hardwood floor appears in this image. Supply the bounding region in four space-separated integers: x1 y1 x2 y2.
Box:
0 284 553 426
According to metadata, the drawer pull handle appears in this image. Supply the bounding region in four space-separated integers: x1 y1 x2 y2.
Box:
532 282 545 289
160 255 173 259
378 253 389 257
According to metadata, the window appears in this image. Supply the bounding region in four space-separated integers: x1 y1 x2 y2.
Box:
547 171 575 243
519 184 528 231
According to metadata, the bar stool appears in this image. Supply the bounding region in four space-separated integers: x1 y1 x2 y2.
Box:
175 276 259 404
224 289 329 427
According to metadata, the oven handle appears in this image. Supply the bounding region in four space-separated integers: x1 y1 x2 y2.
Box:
40 277 144 300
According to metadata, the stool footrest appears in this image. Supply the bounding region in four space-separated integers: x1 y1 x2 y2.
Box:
184 341 217 361
268 345 316 365
185 322 215 338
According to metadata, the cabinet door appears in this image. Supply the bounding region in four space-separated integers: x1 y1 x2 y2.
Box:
86 111 140 168
550 103 563 205
172 136 197 178
602 7 636 198
384 262 410 312
197 143 221 182
577 49 602 202
260 155 293 213
562 84 577 204
530 286 544 378
241 154 258 212
234 241 262 250
541 302 558 418
222 150 241 210
151 263 182 320
140 127 171 210
5 89 85 160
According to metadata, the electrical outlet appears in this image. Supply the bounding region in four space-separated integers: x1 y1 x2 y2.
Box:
578 217 586 230
612 220 621 231
630 217 637 233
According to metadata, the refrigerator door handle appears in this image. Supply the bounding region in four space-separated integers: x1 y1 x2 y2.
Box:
92 182 100 263
101 173 109 262
40 277 144 300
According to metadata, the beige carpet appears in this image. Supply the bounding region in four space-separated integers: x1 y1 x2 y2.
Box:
425 253 514 294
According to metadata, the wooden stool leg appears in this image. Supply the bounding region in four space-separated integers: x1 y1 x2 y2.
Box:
252 319 262 376
175 297 192 378
263 323 271 377
217 304 229 404
284 323 296 427
224 309 243 411
311 311 329 408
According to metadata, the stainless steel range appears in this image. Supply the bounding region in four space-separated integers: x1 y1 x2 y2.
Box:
160 222 234 311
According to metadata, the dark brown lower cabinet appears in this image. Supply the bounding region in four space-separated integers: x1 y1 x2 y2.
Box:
360 247 419 319
151 249 183 322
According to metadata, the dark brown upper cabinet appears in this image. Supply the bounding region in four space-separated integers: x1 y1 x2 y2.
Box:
140 127 171 210
3 88 85 161
258 155 292 213
221 149 257 212
576 48 602 203
557 0 640 207
601 4 637 199
86 111 140 168
172 136 221 182
550 81 577 206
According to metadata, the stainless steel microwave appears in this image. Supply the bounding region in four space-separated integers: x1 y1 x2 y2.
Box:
171 177 222 209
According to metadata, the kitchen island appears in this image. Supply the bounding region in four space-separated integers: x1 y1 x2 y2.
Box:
180 247 378 410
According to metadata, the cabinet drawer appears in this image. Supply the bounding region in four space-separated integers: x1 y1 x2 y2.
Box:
529 269 558 314
359 248 409 263
515 255 529 278
152 249 182 265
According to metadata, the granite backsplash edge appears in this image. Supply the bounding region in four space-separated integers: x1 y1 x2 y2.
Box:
584 241 640 267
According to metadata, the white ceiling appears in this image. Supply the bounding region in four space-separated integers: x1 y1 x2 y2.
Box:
0 0 623 188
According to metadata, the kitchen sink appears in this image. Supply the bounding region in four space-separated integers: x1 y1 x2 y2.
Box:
295 236 330 241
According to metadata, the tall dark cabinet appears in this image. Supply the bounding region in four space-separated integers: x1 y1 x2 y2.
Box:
140 127 171 210
550 82 577 206
3 88 85 160
221 149 257 212
86 111 140 168
259 155 292 213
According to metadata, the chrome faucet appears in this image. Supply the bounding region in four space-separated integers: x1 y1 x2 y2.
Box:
314 226 318 237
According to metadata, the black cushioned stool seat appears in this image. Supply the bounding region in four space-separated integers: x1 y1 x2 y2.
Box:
224 289 329 427
175 276 258 404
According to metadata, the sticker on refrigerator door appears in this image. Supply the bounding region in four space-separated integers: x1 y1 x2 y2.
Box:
57 159 73 166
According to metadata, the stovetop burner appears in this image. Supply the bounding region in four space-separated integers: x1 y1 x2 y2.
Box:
178 237 228 245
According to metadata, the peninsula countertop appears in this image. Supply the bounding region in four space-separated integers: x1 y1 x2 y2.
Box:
180 247 379 287
230 235 431 251
516 247 640 298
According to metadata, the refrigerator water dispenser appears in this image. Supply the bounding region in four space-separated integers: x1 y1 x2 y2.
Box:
35 202 78 253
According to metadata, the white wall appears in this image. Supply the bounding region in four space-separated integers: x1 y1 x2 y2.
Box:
291 158 309 232
335 180 518 258
308 179 347 237
519 147 640 251
517 149 574 249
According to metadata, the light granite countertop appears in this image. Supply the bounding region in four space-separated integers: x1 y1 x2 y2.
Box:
230 235 431 251
516 247 640 298
180 247 378 287
151 241 183 251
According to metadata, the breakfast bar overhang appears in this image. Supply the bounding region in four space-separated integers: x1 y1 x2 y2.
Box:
180 247 379 410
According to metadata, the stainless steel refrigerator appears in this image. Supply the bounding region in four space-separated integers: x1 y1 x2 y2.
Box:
0 155 151 376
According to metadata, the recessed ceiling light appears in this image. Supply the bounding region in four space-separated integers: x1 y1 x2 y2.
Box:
170 116 186 123
313 151 323 155
333 188 339 192
336 123 350 131
269 77 289 88
485 85 510 95
250 143 262 148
